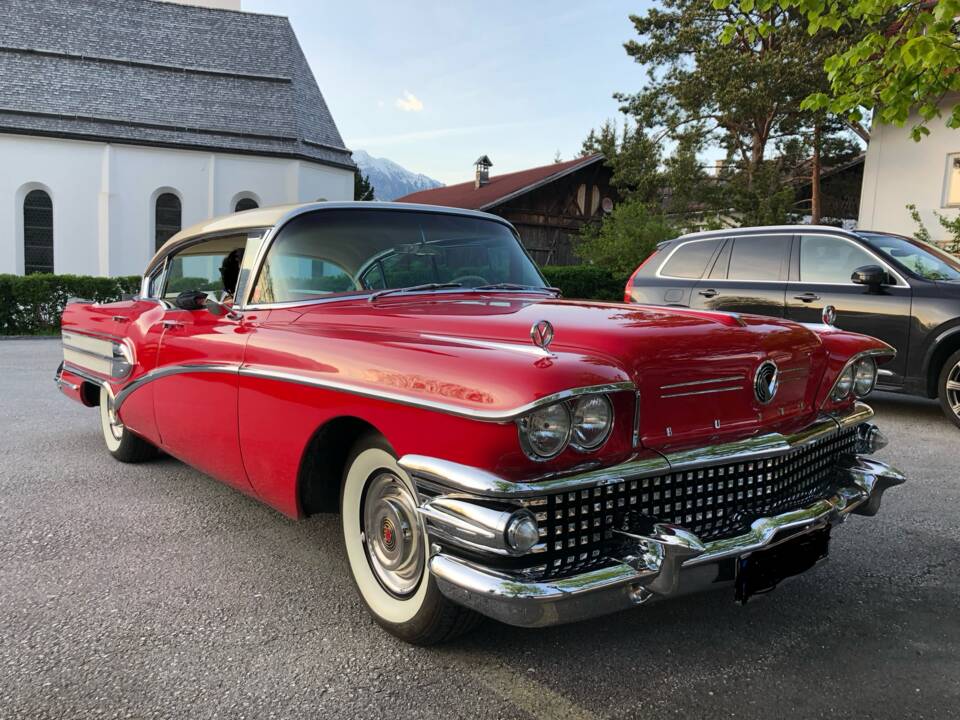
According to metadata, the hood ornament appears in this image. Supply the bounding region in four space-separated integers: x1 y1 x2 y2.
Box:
822 305 837 326
530 320 554 350
754 360 779 405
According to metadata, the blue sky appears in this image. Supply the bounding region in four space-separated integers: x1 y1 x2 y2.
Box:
244 0 653 184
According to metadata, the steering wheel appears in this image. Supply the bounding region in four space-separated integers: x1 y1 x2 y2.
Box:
450 274 488 288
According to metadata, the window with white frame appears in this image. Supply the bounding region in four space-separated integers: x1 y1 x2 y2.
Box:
945 153 960 207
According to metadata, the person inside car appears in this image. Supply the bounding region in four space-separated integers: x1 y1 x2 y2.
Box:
219 248 244 304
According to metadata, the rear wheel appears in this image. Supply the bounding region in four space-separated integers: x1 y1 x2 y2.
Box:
98 386 159 462
938 349 960 429
340 432 480 644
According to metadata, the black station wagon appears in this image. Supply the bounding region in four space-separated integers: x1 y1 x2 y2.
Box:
625 225 960 428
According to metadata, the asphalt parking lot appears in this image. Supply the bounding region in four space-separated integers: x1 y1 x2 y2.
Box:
1 338 958 720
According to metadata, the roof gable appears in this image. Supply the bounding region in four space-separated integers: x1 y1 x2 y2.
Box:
397 154 605 210
0 0 352 167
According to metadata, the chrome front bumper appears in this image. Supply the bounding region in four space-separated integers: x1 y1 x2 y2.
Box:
400 405 906 628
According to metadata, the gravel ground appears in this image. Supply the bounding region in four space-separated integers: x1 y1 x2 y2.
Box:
1 338 958 720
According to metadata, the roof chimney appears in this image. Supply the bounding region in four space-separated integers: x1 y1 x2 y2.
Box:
474 155 493 189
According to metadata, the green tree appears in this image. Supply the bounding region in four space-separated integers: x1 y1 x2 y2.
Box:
581 119 662 204
616 0 860 224
354 170 375 201
716 0 960 140
576 200 677 277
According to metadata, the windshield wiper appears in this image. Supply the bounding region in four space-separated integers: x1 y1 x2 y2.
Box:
472 283 562 296
369 282 462 302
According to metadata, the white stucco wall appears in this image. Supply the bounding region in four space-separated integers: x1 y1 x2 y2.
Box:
859 106 960 241
0 133 354 276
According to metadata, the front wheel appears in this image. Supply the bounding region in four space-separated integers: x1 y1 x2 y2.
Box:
340 432 480 644
99 386 159 462
938 350 960 429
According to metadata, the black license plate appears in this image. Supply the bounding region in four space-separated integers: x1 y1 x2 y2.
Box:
734 528 830 604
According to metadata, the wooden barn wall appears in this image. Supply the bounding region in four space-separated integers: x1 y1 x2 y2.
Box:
488 162 616 266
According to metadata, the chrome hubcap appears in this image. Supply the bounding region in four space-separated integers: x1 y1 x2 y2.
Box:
947 361 960 418
362 472 423 597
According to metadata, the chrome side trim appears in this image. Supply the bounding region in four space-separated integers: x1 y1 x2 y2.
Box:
660 385 743 399
106 361 634 422
61 330 135 380
113 363 241 409
402 403 874 498
660 375 744 390
428 455 906 627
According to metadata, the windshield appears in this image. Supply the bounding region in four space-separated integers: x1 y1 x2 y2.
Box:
859 232 960 281
250 209 547 305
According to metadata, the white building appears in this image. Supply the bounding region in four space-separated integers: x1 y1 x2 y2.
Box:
0 0 354 277
859 96 960 242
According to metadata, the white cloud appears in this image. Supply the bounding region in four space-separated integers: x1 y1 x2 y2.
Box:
394 90 424 112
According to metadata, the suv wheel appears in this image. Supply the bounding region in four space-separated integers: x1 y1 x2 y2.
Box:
937 349 960 429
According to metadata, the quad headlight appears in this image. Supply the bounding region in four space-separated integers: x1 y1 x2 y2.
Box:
831 355 879 402
571 394 614 451
517 402 571 459
853 356 878 397
517 394 614 460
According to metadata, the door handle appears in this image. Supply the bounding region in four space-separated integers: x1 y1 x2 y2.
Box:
698 288 719 298
162 319 184 329
793 293 820 303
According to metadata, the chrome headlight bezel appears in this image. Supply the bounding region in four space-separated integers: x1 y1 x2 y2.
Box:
830 363 856 402
570 394 614 452
516 402 572 460
853 356 878 398
517 393 614 461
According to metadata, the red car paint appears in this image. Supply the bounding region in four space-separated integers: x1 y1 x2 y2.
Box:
60 288 893 521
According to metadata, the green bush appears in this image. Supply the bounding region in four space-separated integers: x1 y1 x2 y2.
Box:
575 199 676 277
541 265 628 302
0 274 141 335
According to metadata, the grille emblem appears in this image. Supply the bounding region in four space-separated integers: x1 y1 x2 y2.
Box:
754 361 779 404
530 320 554 350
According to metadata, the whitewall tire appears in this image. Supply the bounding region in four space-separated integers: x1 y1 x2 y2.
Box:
340 432 480 644
98 386 158 463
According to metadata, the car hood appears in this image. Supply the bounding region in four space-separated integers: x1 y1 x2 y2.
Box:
287 294 831 449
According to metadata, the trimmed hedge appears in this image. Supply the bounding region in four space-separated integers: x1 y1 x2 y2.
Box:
541 265 629 302
0 266 630 335
0 274 141 335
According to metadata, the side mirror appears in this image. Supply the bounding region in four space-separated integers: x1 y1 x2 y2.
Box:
174 290 208 311
204 297 242 320
851 265 886 292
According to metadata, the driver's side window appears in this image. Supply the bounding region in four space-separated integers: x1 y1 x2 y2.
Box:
157 234 250 301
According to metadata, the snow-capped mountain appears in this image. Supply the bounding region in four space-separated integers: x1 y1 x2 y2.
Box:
352 150 443 201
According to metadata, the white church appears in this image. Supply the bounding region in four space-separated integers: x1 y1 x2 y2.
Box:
0 0 355 276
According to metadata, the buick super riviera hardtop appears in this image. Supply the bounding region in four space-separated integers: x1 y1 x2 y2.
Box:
56 202 906 644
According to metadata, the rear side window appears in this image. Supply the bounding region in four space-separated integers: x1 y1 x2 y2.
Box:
659 239 720 279
728 235 789 281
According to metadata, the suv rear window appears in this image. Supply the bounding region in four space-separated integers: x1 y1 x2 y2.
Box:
659 239 721 279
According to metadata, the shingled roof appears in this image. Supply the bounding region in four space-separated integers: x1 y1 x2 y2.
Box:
0 0 353 169
397 154 605 210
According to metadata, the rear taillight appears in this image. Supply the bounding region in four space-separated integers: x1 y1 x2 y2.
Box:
624 250 659 303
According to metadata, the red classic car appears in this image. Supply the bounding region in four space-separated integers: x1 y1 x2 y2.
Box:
56 202 905 644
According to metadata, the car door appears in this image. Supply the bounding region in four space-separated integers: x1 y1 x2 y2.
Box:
691 233 790 317
151 232 262 492
784 232 912 383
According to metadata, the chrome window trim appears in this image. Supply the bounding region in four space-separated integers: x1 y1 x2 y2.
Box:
654 236 727 281
106 360 635 422
656 231 909 288
236 204 538 311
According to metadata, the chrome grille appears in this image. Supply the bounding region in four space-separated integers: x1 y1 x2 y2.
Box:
526 426 858 577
